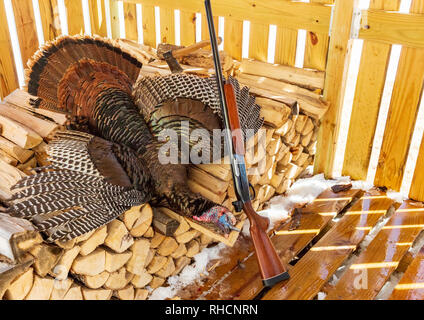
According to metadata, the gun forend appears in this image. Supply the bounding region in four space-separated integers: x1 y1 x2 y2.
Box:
224 83 245 156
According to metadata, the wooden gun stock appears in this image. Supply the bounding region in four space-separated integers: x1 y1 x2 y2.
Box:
224 83 289 287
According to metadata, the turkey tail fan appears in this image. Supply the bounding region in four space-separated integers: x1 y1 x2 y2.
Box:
7 131 151 242
26 35 143 113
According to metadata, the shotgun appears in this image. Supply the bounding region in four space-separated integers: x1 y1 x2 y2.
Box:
204 0 290 287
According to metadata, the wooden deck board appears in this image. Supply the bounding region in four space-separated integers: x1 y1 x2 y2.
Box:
201 188 360 300
263 190 393 300
389 247 424 300
325 200 424 300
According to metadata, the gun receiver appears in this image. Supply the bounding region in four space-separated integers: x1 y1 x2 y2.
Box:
204 0 289 287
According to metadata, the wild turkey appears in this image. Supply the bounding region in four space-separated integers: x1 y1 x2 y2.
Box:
6 35 263 242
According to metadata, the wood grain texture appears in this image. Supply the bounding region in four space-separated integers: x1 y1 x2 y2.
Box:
203 188 360 300
64 0 85 35
263 190 393 300
0 0 18 99
179 11 196 47
88 0 107 37
248 23 269 62
223 19 243 61
325 200 424 300
389 247 424 300
11 0 39 66
123 2 138 41
109 0 120 39
141 4 156 47
314 0 357 178
342 0 400 181
159 7 175 44
360 10 424 48
123 0 332 34
38 0 61 41
274 27 297 66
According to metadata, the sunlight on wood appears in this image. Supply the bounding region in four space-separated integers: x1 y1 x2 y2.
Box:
310 245 356 251
275 228 320 235
350 261 399 269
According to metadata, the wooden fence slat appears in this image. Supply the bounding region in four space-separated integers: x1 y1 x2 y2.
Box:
38 0 61 41
0 0 19 99
141 4 156 47
122 0 332 34
248 23 269 62
88 0 107 37
304 0 330 71
11 0 39 67
123 2 138 41
179 11 196 47
314 0 357 178
342 0 401 181
223 18 243 61
325 200 424 300
64 0 85 35
410 137 424 201
159 7 175 44
263 190 393 300
359 10 424 49
109 0 120 39
374 0 424 191
274 27 297 66
202 188 360 300
389 247 424 300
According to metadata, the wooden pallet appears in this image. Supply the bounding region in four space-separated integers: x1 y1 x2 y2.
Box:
177 188 424 300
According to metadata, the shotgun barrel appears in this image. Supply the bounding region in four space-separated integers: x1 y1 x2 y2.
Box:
204 0 289 287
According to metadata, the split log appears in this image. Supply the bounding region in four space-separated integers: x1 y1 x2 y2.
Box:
152 208 180 236
105 249 132 273
122 205 143 230
144 226 154 238
155 256 175 278
82 287 112 300
71 248 105 276
0 149 18 166
256 97 292 128
188 166 229 194
126 239 150 275
74 271 109 289
147 255 168 274
0 136 33 163
55 238 77 250
79 225 107 256
275 119 293 137
172 256 191 276
104 220 134 253
129 204 153 237
50 278 73 300
157 237 179 257
150 276 165 289
186 240 200 258
52 246 81 280
239 59 325 91
267 135 283 156
104 267 133 290
25 275 54 300
0 213 42 263
194 163 231 181
3 267 33 300
0 257 33 299
175 229 200 244
29 243 63 277
62 284 83 300
0 114 42 149
131 270 153 288
301 130 313 147
302 117 315 135
276 179 292 194
134 288 149 300
170 243 187 259
150 233 166 249
187 179 227 204
115 285 135 300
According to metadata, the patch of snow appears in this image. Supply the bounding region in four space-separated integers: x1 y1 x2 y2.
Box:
317 292 327 300
148 242 226 300
386 189 409 203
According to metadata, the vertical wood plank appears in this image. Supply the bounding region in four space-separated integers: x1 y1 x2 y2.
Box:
304 0 330 71
109 0 120 39
201 14 218 41
410 132 424 202
179 10 196 47
342 0 401 181
313 0 357 178
141 4 156 47
88 0 107 37
0 0 19 98
224 19 243 61
374 0 424 191
123 2 137 41
64 0 85 35
248 23 268 62
159 7 174 44
38 0 61 41
11 0 39 66
274 27 297 66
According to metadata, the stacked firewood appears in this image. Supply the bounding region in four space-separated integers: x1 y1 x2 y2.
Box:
0 42 328 300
